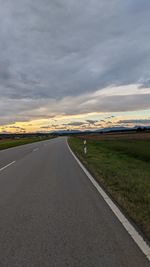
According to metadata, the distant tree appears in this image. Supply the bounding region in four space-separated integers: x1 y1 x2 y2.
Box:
136 126 143 132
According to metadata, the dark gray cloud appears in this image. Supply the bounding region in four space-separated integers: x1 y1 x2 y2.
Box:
118 119 150 125
63 121 84 127
86 120 98 125
40 126 51 129
0 0 150 125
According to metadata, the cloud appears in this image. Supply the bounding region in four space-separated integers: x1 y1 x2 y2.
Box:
40 126 51 129
1 125 26 133
8 126 25 130
62 120 100 129
86 120 98 125
0 0 150 126
63 121 85 126
118 119 150 125
0 84 150 126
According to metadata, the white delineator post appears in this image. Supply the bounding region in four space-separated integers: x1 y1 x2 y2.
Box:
83 140 87 154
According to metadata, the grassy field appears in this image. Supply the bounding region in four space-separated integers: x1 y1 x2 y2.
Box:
69 134 150 241
0 136 54 150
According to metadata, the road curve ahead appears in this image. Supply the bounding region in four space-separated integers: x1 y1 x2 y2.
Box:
0 137 149 266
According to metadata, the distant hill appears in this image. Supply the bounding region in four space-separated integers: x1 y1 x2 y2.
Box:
95 126 128 133
51 130 82 135
1 125 149 139
50 125 150 136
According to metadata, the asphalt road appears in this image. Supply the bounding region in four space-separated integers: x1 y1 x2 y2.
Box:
0 137 149 266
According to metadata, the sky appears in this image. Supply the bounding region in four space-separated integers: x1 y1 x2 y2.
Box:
0 0 150 133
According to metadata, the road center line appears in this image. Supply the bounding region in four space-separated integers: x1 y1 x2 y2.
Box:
33 148 39 152
0 161 16 172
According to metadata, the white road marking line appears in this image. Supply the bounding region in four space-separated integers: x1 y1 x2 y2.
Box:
67 140 150 262
0 161 16 172
33 148 39 152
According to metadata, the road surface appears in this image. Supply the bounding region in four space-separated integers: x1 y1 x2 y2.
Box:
0 137 149 266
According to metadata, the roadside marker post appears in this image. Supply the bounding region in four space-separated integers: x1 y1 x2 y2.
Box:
84 146 87 154
83 140 87 155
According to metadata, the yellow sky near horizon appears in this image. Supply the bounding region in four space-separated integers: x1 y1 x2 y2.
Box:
1 109 150 134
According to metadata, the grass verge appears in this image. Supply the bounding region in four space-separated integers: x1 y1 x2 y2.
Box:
0 136 54 150
68 137 150 241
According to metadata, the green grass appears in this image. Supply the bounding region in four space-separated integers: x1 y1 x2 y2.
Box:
69 137 150 240
0 136 54 150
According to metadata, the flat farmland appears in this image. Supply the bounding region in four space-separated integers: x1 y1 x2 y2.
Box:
69 132 150 241
0 136 54 150
80 131 150 140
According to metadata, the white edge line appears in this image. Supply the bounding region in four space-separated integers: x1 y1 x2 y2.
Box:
66 139 150 262
0 161 16 172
